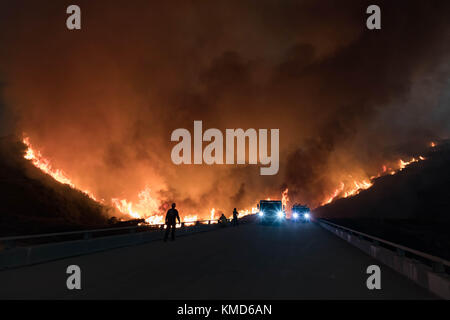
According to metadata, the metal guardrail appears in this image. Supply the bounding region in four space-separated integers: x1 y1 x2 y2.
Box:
317 218 450 272
0 219 229 249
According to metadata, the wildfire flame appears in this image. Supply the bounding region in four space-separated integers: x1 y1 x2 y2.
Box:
209 208 218 224
398 157 423 171
321 153 429 206
182 215 198 226
23 135 259 224
237 207 258 218
282 188 289 209
23 137 98 201
23 135 434 222
111 187 164 224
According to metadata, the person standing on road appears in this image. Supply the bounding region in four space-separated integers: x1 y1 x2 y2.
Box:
232 208 239 226
164 203 181 241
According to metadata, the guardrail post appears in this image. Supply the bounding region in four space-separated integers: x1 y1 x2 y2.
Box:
208 220 211 225
181 222 185 228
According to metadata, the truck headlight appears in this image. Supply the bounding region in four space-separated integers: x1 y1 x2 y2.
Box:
277 211 284 218
293 213 299 219
304 213 310 219
259 211 264 217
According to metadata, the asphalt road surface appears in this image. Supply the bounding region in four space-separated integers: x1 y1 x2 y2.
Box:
0 222 436 299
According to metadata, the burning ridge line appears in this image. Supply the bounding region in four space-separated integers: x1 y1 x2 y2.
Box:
320 151 431 207
22 135 256 224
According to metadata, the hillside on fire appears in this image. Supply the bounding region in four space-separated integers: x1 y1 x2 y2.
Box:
314 140 450 221
0 136 108 236
313 140 450 259
1 132 449 240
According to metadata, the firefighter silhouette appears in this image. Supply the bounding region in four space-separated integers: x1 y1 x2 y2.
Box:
218 213 228 226
164 203 181 241
232 208 239 226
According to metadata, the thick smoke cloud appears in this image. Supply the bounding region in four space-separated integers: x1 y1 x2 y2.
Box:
0 0 449 217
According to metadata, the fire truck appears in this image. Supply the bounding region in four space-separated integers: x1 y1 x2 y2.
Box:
291 204 311 222
257 200 286 224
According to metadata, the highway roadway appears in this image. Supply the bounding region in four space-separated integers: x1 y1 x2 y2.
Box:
0 222 436 299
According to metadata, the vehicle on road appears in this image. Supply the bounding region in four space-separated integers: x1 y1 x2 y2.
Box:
257 200 286 224
291 204 311 222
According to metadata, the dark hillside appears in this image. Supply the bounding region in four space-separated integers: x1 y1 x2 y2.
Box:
0 136 108 236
